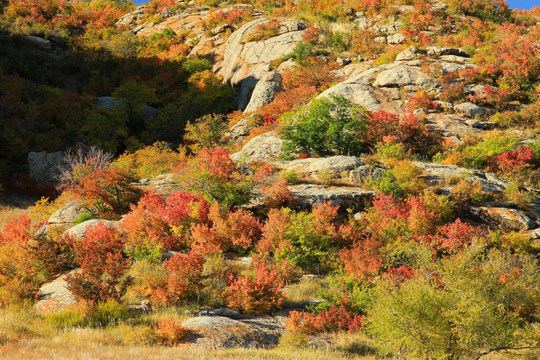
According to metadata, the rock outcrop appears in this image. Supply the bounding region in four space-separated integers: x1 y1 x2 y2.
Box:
47 202 88 225
231 131 284 163
28 151 64 184
221 18 305 110
181 316 283 349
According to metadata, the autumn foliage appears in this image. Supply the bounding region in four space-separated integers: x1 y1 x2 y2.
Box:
224 260 285 315
67 223 132 303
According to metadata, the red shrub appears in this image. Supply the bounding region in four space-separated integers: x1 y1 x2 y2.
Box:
156 191 209 228
66 223 132 303
405 90 439 113
65 167 142 218
224 260 285 315
488 147 535 173
365 111 441 155
384 266 417 284
120 191 178 251
363 194 440 241
302 26 319 43
339 236 382 281
165 252 204 303
0 213 34 246
433 219 485 253
259 179 296 208
286 299 364 334
189 202 262 254
0 214 46 305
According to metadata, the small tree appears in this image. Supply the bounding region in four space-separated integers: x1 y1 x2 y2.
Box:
280 95 369 157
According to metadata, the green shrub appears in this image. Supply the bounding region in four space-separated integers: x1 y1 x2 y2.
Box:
455 133 519 169
367 244 539 359
280 95 369 157
87 300 131 327
182 58 213 74
73 213 94 224
46 308 87 329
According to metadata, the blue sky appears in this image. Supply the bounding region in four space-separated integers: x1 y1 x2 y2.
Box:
134 0 539 8
507 0 539 9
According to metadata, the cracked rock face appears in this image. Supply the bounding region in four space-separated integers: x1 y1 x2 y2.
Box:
221 18 305 89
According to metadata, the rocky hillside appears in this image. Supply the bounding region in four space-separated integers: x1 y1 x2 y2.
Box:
0 1 539 359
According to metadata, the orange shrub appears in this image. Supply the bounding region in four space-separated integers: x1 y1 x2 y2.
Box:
154 319 189 346
224 260 285 315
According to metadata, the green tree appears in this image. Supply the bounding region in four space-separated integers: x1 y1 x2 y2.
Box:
280 95 369 157
366 242 540 359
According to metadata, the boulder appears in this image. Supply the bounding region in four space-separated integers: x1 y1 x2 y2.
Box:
138 173 183 197
349 165 385 185
35 270 79 314
386 32 406 44
196 308 241 318
48 202 88 225
25 35 52 51
181 316 283 349
317 79 380 112
94 96 159 119
373 65 434 89
273 156 363 177
65 219 119 240
28 151 64 184
454 102 487 118
243 72 282 113
396 46 426 61
230 132 284 164
288 184 376 211
226 114 258 142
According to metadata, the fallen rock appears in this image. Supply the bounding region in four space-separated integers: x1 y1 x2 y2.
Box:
138 173 182 197
317 78 381 112
197 308 241 318
181 316 283 349
413 162 508 193
454 102 487 118
396 46 426 61
25 35 52 51
465 120 497 130
349 165 385 185
95 96 159 120
231 132 284 163
35 270 79 314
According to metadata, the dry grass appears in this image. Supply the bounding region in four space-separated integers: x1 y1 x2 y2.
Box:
0 334 379 360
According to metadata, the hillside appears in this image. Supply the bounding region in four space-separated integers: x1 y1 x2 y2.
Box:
0 0 539 359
